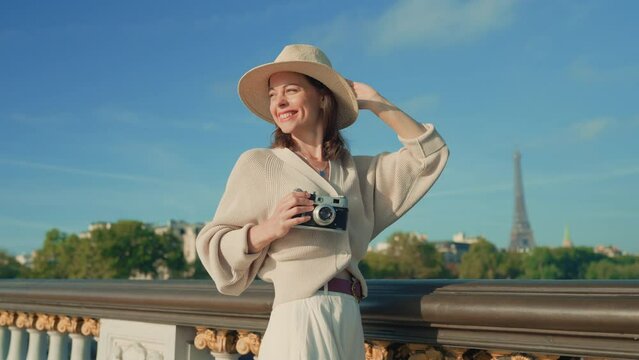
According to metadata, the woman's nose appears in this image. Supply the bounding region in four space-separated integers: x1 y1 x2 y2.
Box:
276 94 288 107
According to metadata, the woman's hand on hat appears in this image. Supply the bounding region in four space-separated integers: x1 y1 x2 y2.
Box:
347 80 388 111
247 191 314 253
346 79 425 137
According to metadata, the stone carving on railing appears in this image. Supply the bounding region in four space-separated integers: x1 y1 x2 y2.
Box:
365 340 559 360
58 315 97 359
406 343 466 360
57 314 82 334
81 316 101 338
365 340 390 360
0 310 16 327
16 311 35 329
35 312 56 331
236 330 261 357
110 341 164 360
194 327 238 354
193 330 571 360
194 327 265 358
361 342 564 360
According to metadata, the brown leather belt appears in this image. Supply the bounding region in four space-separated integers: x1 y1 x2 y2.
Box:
324 277 363 303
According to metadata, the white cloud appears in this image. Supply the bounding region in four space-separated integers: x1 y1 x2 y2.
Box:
429 182 511 197
0 158 172 185
212 79 238 99
8 112 74 126
521 116 616 149
569 59 639 84
527 165 639 187
400 93 440 115
95 106 217 131
293 0 517 55
429 164 639 198
96 107 143 125
0 216 53 231
572 117 613 141
372 0 516 50
291 14 367 55
583 211 639 220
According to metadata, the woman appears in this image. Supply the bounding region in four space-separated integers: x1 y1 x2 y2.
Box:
196 44 449 359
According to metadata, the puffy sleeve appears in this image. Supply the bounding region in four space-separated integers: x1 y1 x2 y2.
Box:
195 150 271 296
354 123 449 239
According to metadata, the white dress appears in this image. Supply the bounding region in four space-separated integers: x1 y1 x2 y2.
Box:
257 287 366 360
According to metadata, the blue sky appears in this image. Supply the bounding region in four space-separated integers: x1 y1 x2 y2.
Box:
1 0 638 256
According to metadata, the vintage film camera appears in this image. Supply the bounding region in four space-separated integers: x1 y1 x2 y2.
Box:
293 189 348 231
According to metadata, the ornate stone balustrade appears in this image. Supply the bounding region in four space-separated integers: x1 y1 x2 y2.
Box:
0 310 98 360
1 279 638 359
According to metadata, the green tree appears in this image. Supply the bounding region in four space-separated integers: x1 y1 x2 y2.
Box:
361 250 398 278
157 232 187 278
555 247 605 279
93 220 186 279
586 256 639 279
496 251 524 279
31 229 114 279
521 246 605 279
31 229 72 278
362 232 449 279
0 249 24 278
459 238 500 279
521 247 561 279
190 257 211 279
30 221 187 279
64 234 115 278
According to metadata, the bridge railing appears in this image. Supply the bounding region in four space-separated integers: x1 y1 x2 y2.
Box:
1 279 638 359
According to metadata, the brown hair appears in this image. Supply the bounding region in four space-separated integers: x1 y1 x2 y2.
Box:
270 74 348 161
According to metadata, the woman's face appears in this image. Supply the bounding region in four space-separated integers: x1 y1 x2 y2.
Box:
268 71 324 135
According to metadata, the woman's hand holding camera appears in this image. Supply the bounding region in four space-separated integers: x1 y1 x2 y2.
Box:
247 191 314 253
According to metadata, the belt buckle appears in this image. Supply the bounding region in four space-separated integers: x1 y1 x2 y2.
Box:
350 277 362 303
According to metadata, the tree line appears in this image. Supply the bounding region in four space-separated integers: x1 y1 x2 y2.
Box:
360 232 639 280
1 220 190 279
1 227 637 280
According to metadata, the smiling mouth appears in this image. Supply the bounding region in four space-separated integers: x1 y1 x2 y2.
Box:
278 111 298 121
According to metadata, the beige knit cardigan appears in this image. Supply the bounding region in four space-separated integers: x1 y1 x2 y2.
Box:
196 123 449 307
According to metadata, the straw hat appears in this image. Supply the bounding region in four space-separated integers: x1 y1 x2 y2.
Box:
238 44 359 130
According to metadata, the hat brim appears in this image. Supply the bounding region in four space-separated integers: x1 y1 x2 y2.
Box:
238 61 359 130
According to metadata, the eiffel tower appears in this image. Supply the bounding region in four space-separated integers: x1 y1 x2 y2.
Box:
509 150 535 252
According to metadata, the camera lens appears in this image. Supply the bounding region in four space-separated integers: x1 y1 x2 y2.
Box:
313 205 336 226
318 207 333 221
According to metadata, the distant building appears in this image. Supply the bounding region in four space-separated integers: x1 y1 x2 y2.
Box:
15 251 35 268
562 225 573 248
594 245 623 258
367 232 427 253
79 221 112 239
432 232 482 270
452 232 481 244
433 241 471 268
366 231 482 273
153 220 204 264
369 242 390 252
